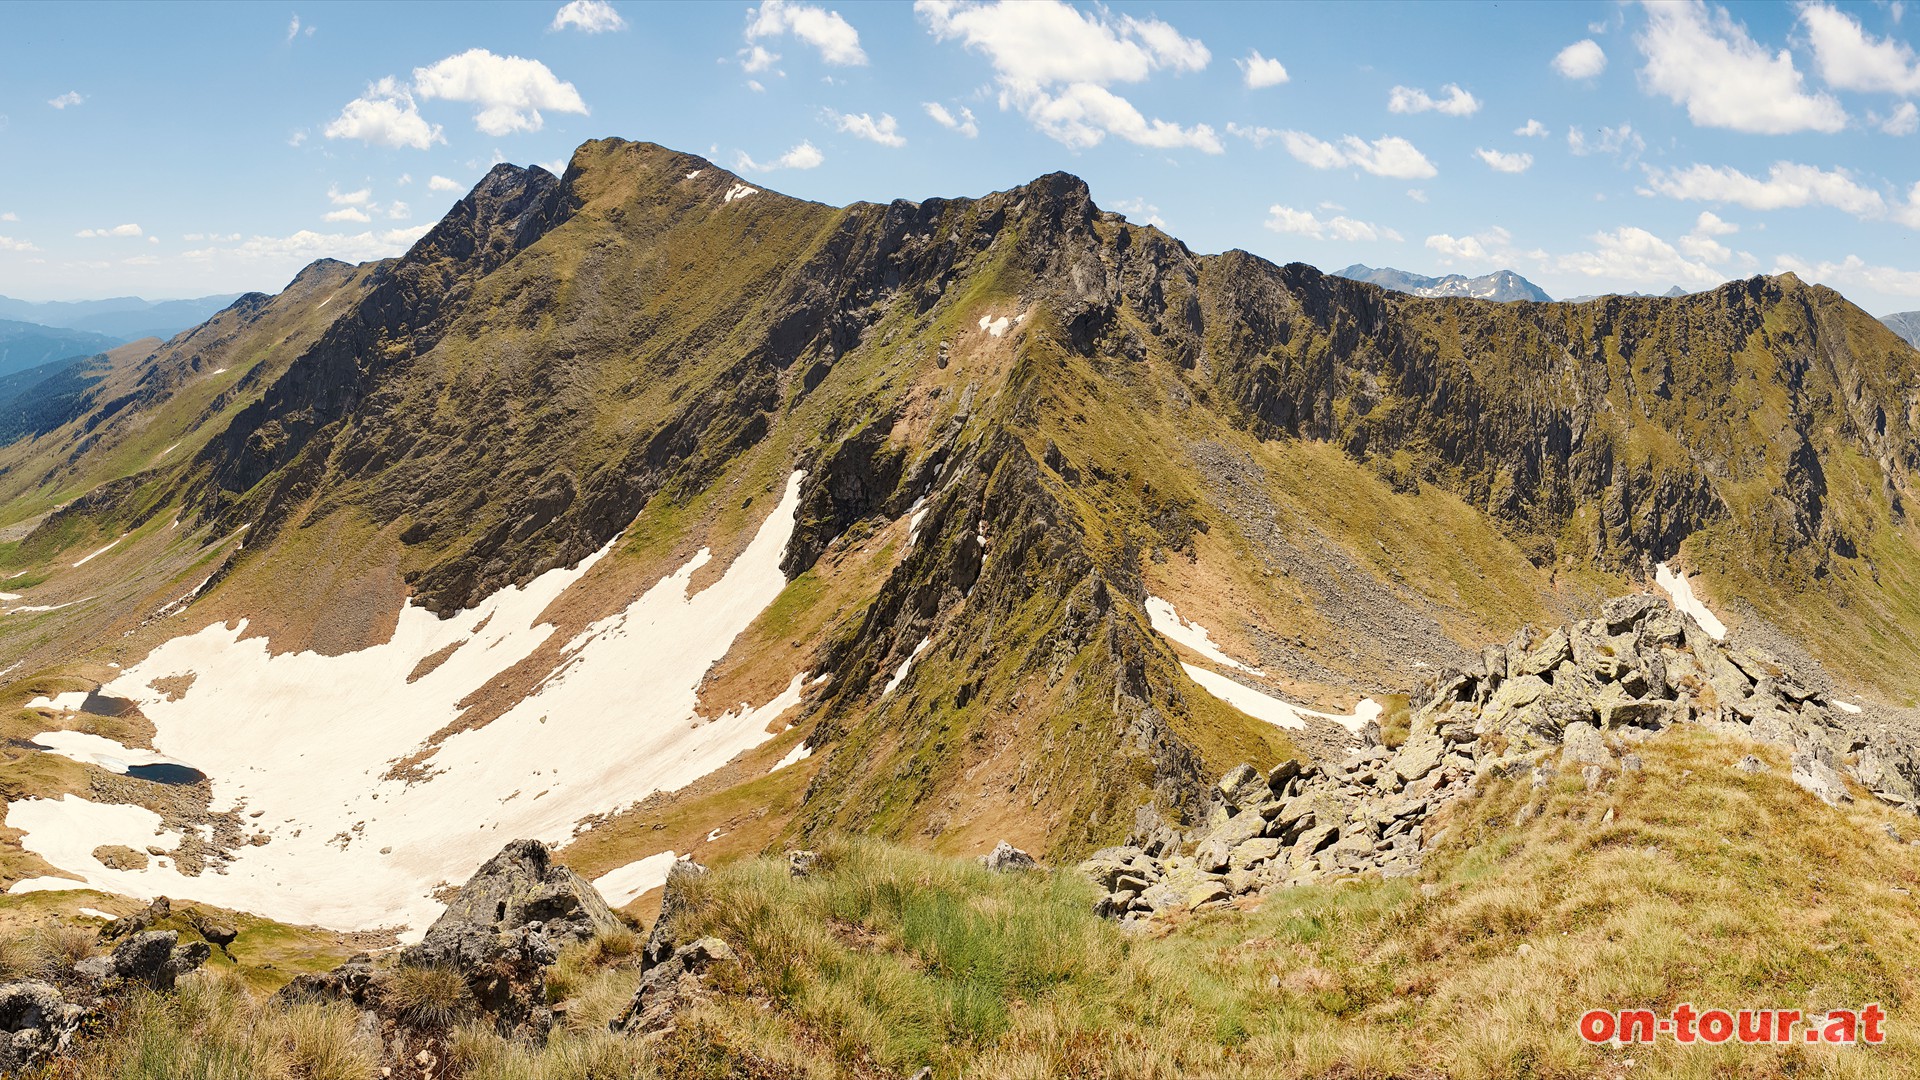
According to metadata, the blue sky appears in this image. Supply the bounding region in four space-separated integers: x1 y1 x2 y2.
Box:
3 0 1920 315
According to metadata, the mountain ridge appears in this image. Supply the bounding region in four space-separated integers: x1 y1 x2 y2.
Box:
1333 262 1553 302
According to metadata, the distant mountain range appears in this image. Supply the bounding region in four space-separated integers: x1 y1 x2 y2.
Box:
1334 264 1552 303
1563 286 1692 302
0 319 119 379
1885 311 1920 348
0 293 240 342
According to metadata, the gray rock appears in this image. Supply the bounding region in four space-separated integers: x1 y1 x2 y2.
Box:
610 937 737 1036
1735 755 1767 774
109 931 209 991
1392 737 1444 782
1228 837 1284 871
1583 764 1603 791
1077 846 1153 890
1265 758 1303 794
1562 721 1610 765
787 850 818 877
1791 751 1853 806
0 982 87 1074
1218 763 1266 810
407 839 621 973
981 841 1038 872
1621 753 1643 772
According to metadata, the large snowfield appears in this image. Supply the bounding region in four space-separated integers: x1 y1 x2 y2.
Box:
5 473 809 936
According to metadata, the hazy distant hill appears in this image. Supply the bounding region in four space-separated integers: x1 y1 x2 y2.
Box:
0 293 240 341
0 318 120 378
1885 311 1920 348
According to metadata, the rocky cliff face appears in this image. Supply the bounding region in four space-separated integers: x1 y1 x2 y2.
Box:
7 136 1920 880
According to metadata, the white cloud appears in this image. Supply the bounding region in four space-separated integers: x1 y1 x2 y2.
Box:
1883 101 1920 135
828 110 905 146
748 0 867 66
0 212 16 222
747 78 767 92
324 207 372 223
1553 39 1608 78
1799 2 1920 94
76 224 143 238
327 185 374 207
1475 147 1534 173
1426 227 1516 264
923 101 979 137
325 77 445 150
1637 1 1845 134
740 44 781 73
48 91 84 109
918 0 1218 153
1556 225 1727 288
287 14 314 42
1239 49 1289 88
428 175 462 192
412 49 589 136
1386 83 1480 116
1515 119 1549 138
1773 253 1920 299
1641 160 1885 216
736 140 825 171
0 236 38 253
1110 197 1167 230
1894 181 1920 227
1676 211 1740 261
1234 126 1438 179
551 0 626 33
181 233 243 243
1407 188 1428 203
1265 204 1401 243
1020 82 1222 152
180 226 433 266
1567 122 1645 159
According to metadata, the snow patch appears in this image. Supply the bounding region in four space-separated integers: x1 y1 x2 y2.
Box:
1181 663 1382 733
591 851 679 908
72 538 124 568
1835 699 1864 715
26 692 90 713
0 593 18 601
770 739 813 772
1654 563 1726 640
978 314 1011 337
8 474 811 934
723 183 758 203
6 599 91 615
79 908 114 920
8 876 91 895
1145 596 1262 673
705 827 723 842
686 170 703 180
30 730 196 776
882 636 930 696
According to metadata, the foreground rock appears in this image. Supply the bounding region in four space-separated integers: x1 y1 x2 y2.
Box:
0 982 87 1074
613 857 735 1038
1088 592 1916 918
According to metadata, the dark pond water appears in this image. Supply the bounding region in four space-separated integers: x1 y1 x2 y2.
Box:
125 762 207 785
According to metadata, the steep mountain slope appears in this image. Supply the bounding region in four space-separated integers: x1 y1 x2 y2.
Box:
5 137 1920 949
1885 310 1920 348
1334 263 1552 302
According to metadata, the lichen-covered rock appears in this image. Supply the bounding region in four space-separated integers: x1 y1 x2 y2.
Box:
406 839 620 972
0 982 87 1074
980 840 1038 872
109 931 210 991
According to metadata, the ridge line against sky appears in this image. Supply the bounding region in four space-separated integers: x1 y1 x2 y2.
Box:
2 0 1919 314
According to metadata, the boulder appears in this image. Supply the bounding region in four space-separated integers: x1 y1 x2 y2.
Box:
1217 764 1266 811
406 839 621 972
1735 755 1767 774
786 850 818 877
1227 837 1284 872
109 931 209 991
0 982 87 1074
980 841 1038 872
272 954 385 1010
610 937 737 1036
1561 721 1610 765
1077 846 1154 890
1791 751 1853 807
1392 737 1444 782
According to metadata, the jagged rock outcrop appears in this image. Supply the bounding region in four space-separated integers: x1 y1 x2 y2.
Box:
1086 591 1918 918
0 981 88 1074
612 856 732 1038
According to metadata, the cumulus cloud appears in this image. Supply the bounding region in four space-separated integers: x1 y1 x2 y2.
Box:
923 101 979 137
413 49 589 135
0 236 39 253
327 185 373 207
1676 210 1740 261
1239 49 1289 88
324 207 371 223
181 226 433 266
1567 122 1645 159
918 0 1219 153
287 14 315 42
1387 83 1480 116
48 91 84 109
1 212 16 222
428 175 462 192
551 0 626 33
1553 39 1608 78
1556 225 1728 288
1773 253 1920 299
1515 119 1549 138
1641 160 1885 216
1110 197 1167 230
1883 101 1920 135
1265 204 1401 243
1799 2 1920 94
1230 125 1437 179
325 77 445 150
76 224 143 238
740 44 781 73
1475 148 1534 173
1637 1 1845 134
828 110 905 146
1426 226 1527 265
735 140 825 171
748 0 867 65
